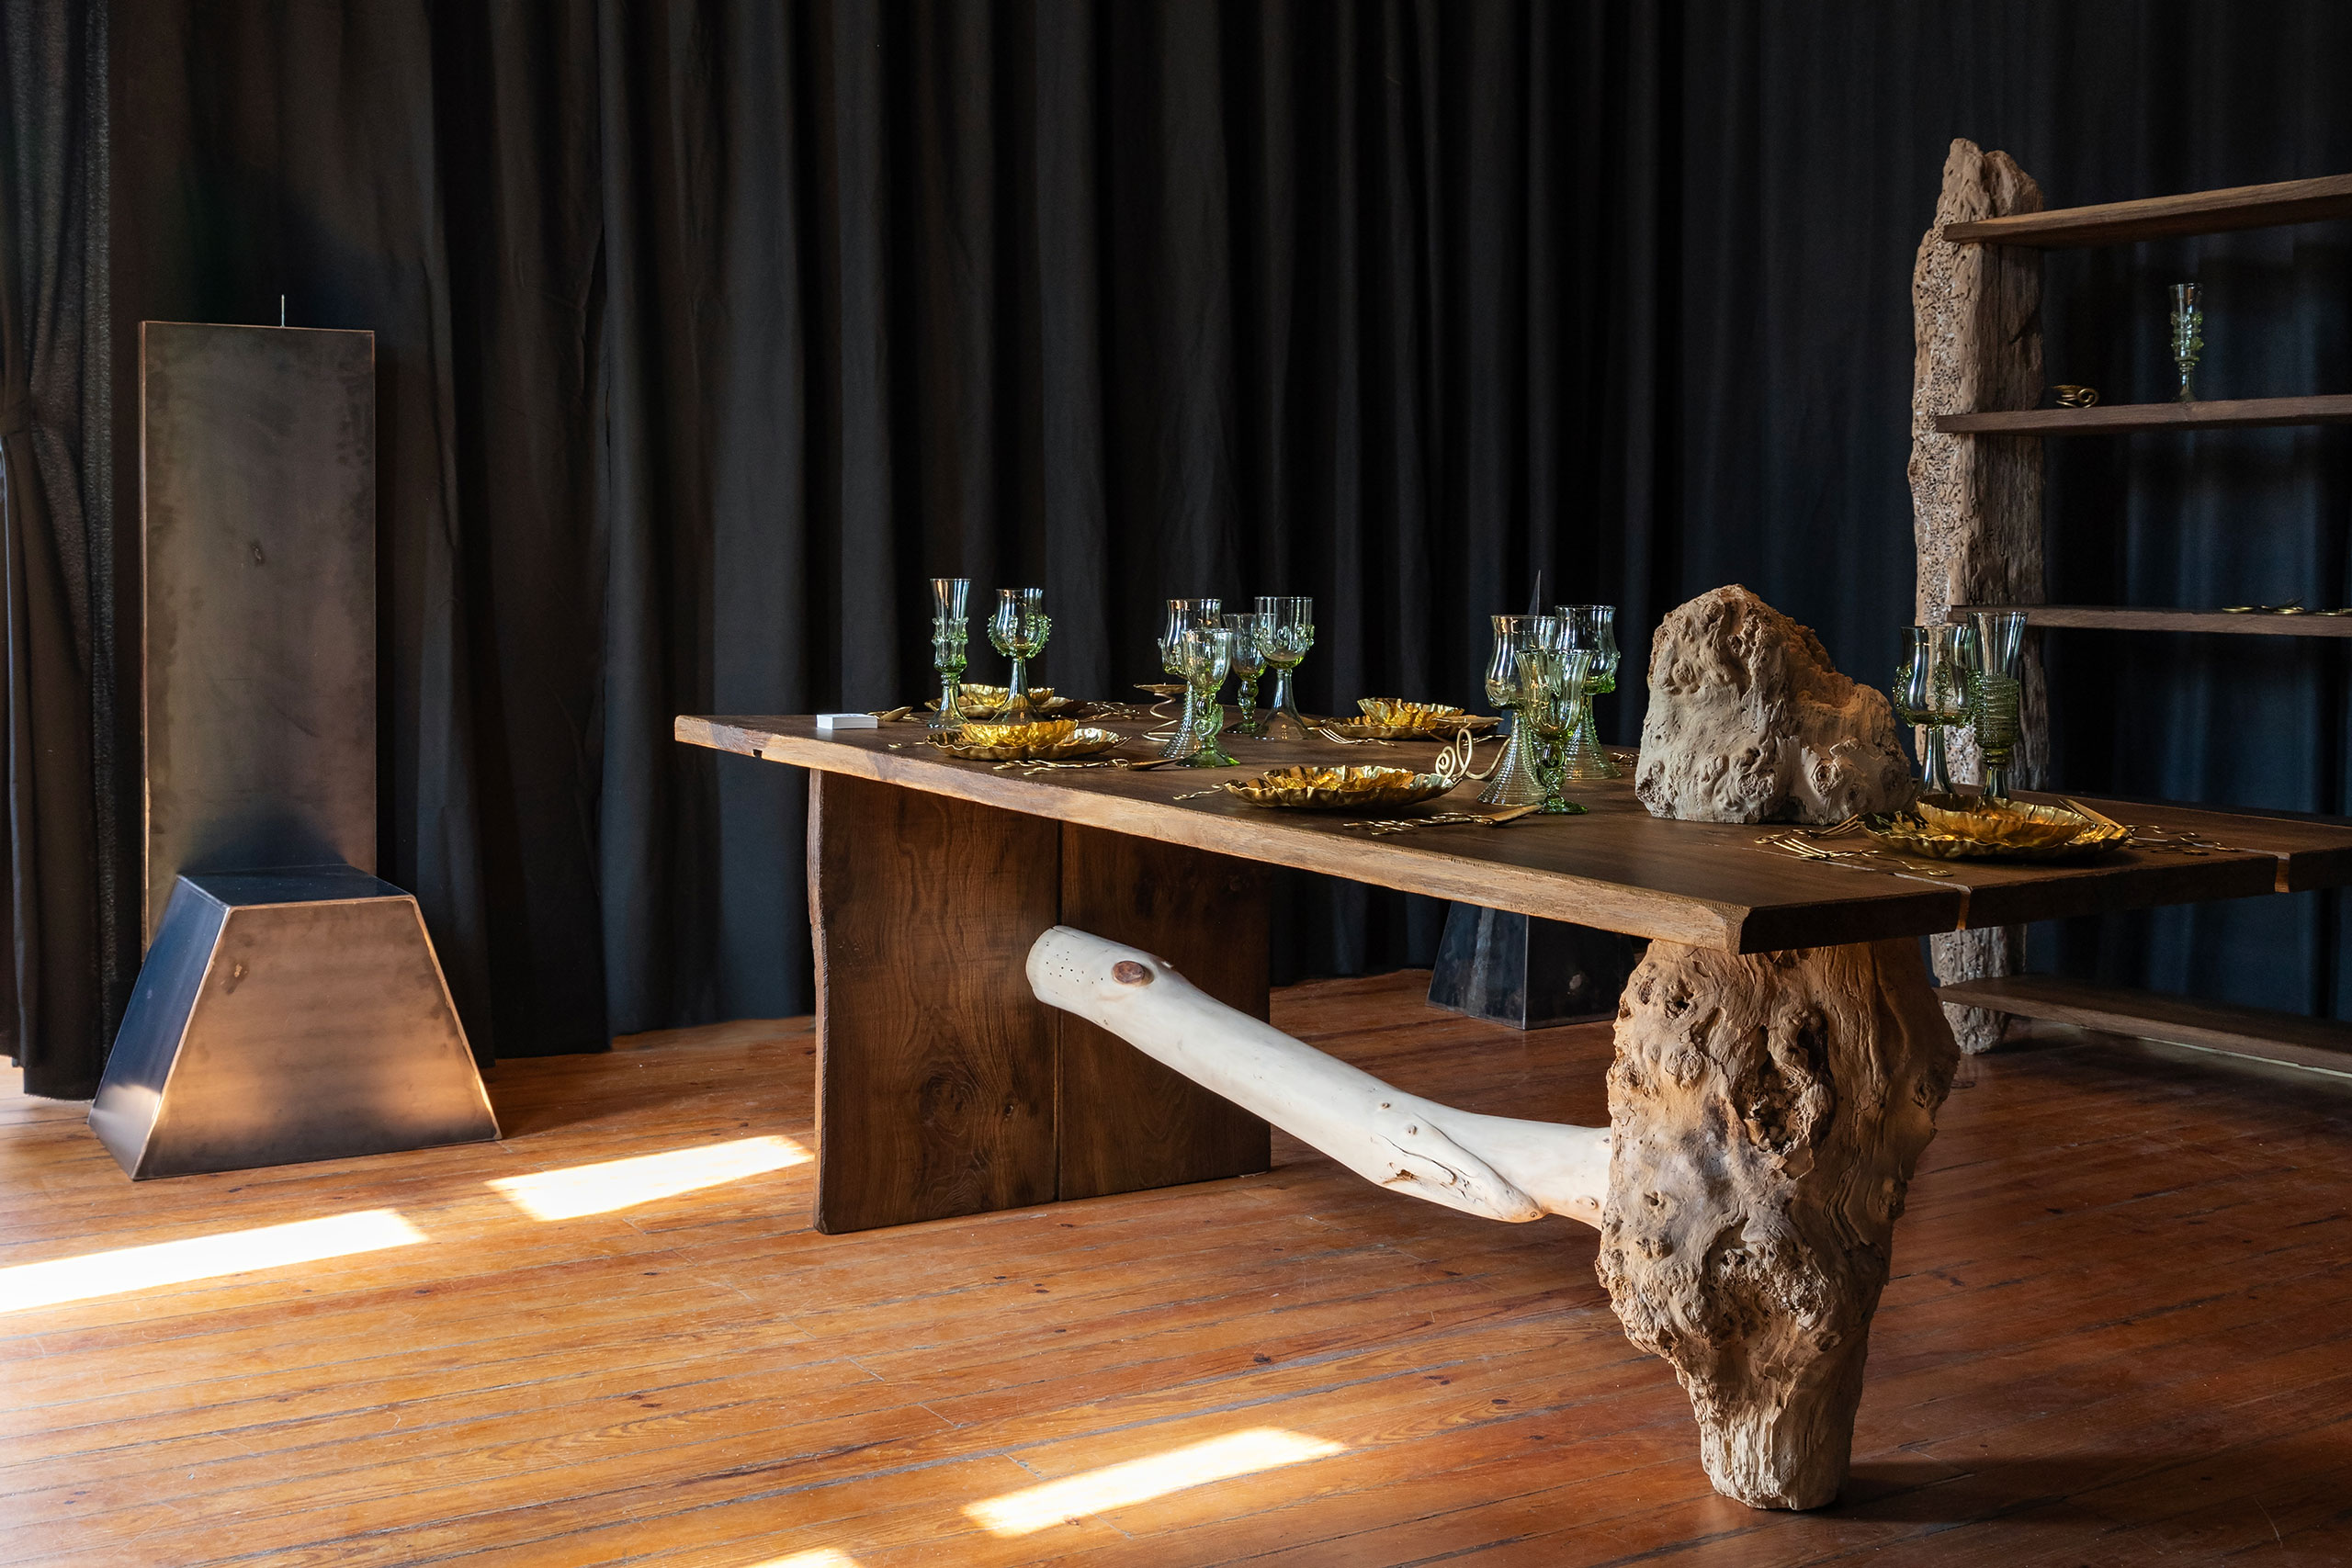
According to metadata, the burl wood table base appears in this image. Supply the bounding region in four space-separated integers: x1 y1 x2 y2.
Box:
1602 940 1955 1506
679 713 2352 1509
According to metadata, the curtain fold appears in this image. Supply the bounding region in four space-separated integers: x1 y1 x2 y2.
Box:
0 0 104 1098
0 0 2333 1099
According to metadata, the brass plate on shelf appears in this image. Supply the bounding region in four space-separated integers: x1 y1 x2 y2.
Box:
1221 764 1462 811
1864 794 2129 863
933 725 1122 762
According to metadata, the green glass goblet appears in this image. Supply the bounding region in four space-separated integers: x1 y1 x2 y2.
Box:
1965 609 2027 800
928 577 970 732
1894 623 1973 794
988 587 1052 718
1159 598 1221 758
1550 604 1623 780
1255 595 1316 740
1178 626 1238 767
1479 615 1558 807
1517 646 1591 816
1224 612 1271 738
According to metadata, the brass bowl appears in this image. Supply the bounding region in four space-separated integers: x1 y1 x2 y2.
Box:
1863 794 2129 863
1221 764 1462 811
933 725 1122 762
1354 698 1500 734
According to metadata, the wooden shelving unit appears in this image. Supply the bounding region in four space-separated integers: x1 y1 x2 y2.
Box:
1951 604 2352 637
1915 148 2352 1063
1941 172 2352 248
1934 393 2352 436
1935 975 2352 1077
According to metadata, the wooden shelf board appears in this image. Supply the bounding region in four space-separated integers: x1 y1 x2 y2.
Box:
1938 974 2352 1077
1941 173 2352 249
1932 395 2352 435
1951 604 2352 638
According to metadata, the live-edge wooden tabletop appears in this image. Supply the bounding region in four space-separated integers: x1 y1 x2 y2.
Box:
675 714 2352 955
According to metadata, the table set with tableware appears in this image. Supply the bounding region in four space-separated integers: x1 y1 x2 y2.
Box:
674 579 2352 1517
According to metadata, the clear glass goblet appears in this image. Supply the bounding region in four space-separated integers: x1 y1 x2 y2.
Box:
988 588 1052 718
928 578 971 732
1178 626 1238 767
1159 598 1221 757
1479 615 1559 807
1894 623 1973 794
1551 604 1623 780
1518 645 1592 816
1224 612 1271 738
1255 596 1316 740
1965 609 2027 800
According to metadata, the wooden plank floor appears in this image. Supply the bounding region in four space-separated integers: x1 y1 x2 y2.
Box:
3 972 2348 1566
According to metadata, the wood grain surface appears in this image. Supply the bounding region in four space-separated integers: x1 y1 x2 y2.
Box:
1055 826 1272 1201
680 716 2344 952
7 975 2347 1564
1932 394 2352 436
1939 172 2352 247
809 772 1060 1232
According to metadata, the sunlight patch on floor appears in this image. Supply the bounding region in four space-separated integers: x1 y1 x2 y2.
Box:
744 1551 862 1568
488 1134 813 1221
0 1209 429 1314
964 1427 1348 1537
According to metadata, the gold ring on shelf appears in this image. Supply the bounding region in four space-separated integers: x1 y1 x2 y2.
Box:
2053 384 2099 408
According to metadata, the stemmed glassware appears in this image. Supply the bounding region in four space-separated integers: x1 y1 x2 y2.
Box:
1965 609 2028 801
1177 626 1238 766
1159 598 1222 757
2170 283 2203 403
1255 596 1316 739
1479 615 1559 807
988 588 1052 719
1551 604 1623 780
928 578 970 732
1223 612 1272 738
1517 644 1592 815
1893 623 1974 795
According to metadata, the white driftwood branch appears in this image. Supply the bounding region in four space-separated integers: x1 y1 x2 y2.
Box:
1026 926 1609 1227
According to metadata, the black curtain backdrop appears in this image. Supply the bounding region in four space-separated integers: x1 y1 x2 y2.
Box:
4 0 2344 1094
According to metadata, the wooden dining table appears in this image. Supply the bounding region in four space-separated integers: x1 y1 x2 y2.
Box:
673 708 2352 1509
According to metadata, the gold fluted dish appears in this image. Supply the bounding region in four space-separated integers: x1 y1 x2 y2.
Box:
1221 764 1462 810
1334 699 1502 739
1863 793 2129 863
933 684 1066 718
933 723 1120 761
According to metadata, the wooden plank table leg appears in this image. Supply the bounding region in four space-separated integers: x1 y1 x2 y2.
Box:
808 773 1061 1234
1596 937 1960 1508
1056 825 1271 1200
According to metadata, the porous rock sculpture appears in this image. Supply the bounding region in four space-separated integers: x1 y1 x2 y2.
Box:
1635 586 1914 825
